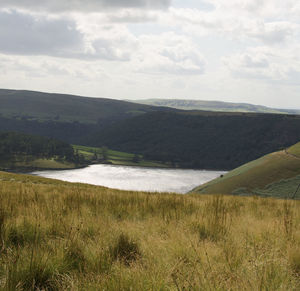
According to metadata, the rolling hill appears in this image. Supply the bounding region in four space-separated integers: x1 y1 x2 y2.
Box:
132 99 300 114
0 89 174 124
192 142 300 199
0 89 176 144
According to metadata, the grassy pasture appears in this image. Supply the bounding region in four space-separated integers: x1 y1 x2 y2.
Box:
73 145 168 168
193 142 300 198
0 171 299 290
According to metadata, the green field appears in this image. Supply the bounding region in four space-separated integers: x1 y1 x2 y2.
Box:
0 171 299 290
73 145 168 168
192 142 300 198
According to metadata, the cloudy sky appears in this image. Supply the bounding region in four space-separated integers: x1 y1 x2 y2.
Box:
0 0 299 108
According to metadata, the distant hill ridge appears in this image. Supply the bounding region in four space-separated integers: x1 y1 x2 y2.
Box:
131 99 300 115
0 89 175 124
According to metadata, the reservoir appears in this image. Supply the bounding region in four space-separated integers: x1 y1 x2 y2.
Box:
32 164 226 194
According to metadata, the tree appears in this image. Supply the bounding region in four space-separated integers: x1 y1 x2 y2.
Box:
132 154 140 163
92 150 98 161
102 146 108 161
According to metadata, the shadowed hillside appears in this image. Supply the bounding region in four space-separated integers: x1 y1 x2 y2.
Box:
0 89 174 124
90 111 300 170
2 89 300 170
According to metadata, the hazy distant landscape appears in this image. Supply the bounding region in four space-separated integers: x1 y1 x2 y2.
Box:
132 98 300 115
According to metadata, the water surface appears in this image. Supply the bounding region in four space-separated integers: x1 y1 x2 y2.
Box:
32 164 226 194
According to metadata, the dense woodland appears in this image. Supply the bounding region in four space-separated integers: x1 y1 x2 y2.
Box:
91 112 300 170
0 131 75 162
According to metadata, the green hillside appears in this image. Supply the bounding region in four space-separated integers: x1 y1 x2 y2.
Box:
132 99 300 115
192 142 300 199
0 171 299 290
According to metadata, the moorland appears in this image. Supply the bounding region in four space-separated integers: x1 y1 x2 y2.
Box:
0 171 299 290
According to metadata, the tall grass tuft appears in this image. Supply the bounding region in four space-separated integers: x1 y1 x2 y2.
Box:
110 233 141 266
289 248 300 276
202 195 230 242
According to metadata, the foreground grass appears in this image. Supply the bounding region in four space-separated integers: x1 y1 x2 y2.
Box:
0 171 299 290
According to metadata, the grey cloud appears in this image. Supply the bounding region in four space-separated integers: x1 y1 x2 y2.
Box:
241 55 269 68
0 0 171 12
0 10 133 61
247 23 295 45
107 10 158 23
0 10 84 56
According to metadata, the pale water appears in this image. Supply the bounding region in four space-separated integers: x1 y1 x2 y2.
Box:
32 164 226 194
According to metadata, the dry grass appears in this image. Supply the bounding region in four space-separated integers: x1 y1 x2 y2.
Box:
0 171 299 290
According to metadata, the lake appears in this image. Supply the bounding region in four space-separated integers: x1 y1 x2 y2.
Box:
32 164 226 194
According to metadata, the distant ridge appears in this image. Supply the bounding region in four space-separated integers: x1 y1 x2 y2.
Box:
0 89 175 124
130 99 300 115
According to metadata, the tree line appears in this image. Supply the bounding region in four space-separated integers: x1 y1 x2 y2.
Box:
0 131 75 162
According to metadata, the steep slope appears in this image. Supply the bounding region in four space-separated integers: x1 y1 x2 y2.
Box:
192 142 300 199
132 99 300 115
91 110 300 170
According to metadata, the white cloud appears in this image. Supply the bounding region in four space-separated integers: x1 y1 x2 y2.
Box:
0 0 299 108
164 7 299 45
223 47 300 83
135 33 206 75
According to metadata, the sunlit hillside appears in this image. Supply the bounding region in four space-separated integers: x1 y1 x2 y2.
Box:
0 171 299 290
193 142 300 199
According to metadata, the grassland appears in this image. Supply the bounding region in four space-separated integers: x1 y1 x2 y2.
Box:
192 142 300 199
73 145 168 168
0 171 299 290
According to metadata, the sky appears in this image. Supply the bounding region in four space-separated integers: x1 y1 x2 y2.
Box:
0 0 299 108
